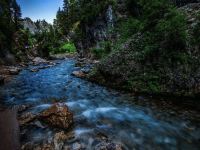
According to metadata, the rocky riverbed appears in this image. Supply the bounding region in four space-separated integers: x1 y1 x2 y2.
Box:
0 58 199 150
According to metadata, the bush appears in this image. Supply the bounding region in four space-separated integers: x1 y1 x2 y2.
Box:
155 8 187 51
60 42 76 53
51 42 76 54
133 0 187 63
92 41 112 59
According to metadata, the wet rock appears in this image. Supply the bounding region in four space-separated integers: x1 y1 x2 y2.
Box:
72 142 82 150
35 144 53 150
0 66 21 76
30 68 39 72
8 67 21 75
39 103 73 129
18 112 37 126
14 104 31 113
81 66 92 74
33 57 48 65
33 121 46 129
53 131 68 150
21 131 69 150
21 143 53 150
72 71 86 78
95 142 123 150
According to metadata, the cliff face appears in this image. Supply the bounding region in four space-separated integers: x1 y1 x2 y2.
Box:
22 18 38 34
22 18 51 34
75 4 116 57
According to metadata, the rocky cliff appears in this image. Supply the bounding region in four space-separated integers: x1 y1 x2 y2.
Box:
75 4 116 57
21 18 51 34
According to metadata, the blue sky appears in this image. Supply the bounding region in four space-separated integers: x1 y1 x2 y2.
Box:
17 0 63 24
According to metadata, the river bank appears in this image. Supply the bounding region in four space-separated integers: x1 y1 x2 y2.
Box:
0 58 200 150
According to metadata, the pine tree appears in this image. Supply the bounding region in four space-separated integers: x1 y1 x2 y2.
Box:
63 0 69 13
12 0 22 30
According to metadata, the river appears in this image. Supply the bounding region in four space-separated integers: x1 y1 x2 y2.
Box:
0 59 199 150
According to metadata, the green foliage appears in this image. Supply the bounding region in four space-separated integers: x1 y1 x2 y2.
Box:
91 41 112 59
50 42 76 54
139 0 173 30
125 0 141 17
129 0 188 63
112 18 143 51
60 42 76 53
154 8 186 51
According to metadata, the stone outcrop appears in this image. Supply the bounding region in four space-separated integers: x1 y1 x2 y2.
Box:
75 4 116 57
39 103 73 129
21 17 38 34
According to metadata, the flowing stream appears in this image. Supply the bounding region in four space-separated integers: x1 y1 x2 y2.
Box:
0 59 199 150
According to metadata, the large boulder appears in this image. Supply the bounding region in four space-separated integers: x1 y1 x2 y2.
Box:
40 103 73 129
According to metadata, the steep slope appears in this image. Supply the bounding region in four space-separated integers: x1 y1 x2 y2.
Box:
88 1 200 97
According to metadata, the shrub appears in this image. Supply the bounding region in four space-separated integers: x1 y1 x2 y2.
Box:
155 8 187 51
60 42 76 53
92 41 112 59
51 42 76 54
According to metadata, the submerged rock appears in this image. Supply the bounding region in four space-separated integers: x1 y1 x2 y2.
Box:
40 103 73 129
95 142 123 150
8 67 21 75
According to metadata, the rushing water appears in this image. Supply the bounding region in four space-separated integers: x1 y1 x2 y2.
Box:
0 59 199 150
